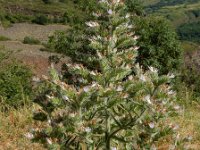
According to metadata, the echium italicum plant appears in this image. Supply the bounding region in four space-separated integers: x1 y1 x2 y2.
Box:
33 0 181 149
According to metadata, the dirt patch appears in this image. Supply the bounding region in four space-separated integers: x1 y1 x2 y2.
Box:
0 23 70 77
0 23 68 42
0 41 70 77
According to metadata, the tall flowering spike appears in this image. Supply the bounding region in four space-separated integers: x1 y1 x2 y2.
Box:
33 1 181 149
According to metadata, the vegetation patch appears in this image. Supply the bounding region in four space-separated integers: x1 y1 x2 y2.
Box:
23 36 41 45
0 36 10 41
0 51 33 108
177 21 200 42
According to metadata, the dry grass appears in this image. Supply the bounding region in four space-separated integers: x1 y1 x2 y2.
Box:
0 104 46 150
174 104 200 149
1 102 200 149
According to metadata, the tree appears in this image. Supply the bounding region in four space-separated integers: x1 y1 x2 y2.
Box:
33 1 180 149
135 16 182 74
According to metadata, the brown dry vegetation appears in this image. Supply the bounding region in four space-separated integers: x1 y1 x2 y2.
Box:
0 105 46 150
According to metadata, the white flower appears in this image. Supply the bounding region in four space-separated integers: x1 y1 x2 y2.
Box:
128 75 133 80
113 0 120 3
186 135 193 141
149 66 158 73
168 90 175 95
108 9 113 15
173 124 179 130
144 95 151 104
133 46 140 51
125 13 130 18
86 21 99 27
74 64 81 69
150 145 157 150
133 35 139 40
127 25 133 29
85 127 91 133
83 86 91 92
77 77 84 83
62 95 69 101
91 82 98 88
46 95 54 99
24 132 34 139
123 93 129 99
46 138 52 145
97 51 103 59
32 76 40 83
48 119 51 124
69 113 76 117
92 12 101 17
90 71 96 76
174 105 180 110
168 73 175 79
149 122 155 129
139 75 146 82
116 85 123 92
111 147 117 150
99 0 107 3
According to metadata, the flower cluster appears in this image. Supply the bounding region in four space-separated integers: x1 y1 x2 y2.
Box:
32 0 181 149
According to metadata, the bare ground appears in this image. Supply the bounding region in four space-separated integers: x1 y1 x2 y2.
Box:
0 23 68 42
0 23 70 77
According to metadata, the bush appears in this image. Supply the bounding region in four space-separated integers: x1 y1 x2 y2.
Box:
0 63 33 108
23 36 40 45
32 15 50 25
42 0 53 4
135 16 182 74
33 1 181 149
0 36 10 41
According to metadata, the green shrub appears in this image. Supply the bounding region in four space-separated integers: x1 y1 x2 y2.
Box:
23 36 40 45
42 0 52 4
135 16 182 74
0 63 32 108
33 1 181 149
32 15 50 25
0 36 10 41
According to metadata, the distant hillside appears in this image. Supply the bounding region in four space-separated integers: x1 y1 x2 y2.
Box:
0 0 88 27
1 0 199 43
144 0 200 42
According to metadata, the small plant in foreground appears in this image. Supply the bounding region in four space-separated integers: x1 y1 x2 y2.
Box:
23 36 40 45
0 63 32 108
33 0 181 149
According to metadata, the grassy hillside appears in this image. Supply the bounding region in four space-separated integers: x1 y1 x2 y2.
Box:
144 0 200 43
0 0 86 27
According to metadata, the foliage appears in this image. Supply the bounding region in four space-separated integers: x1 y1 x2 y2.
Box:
134 16 182 74
180 63 200 98
0 36 10 41
33 1 180 149
48 16 182 74
125 0 144 15
146 0 200 12
32 14 50 25
177 21 200 42
0 62 32 108
23 36 41 45
42 0 53 4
